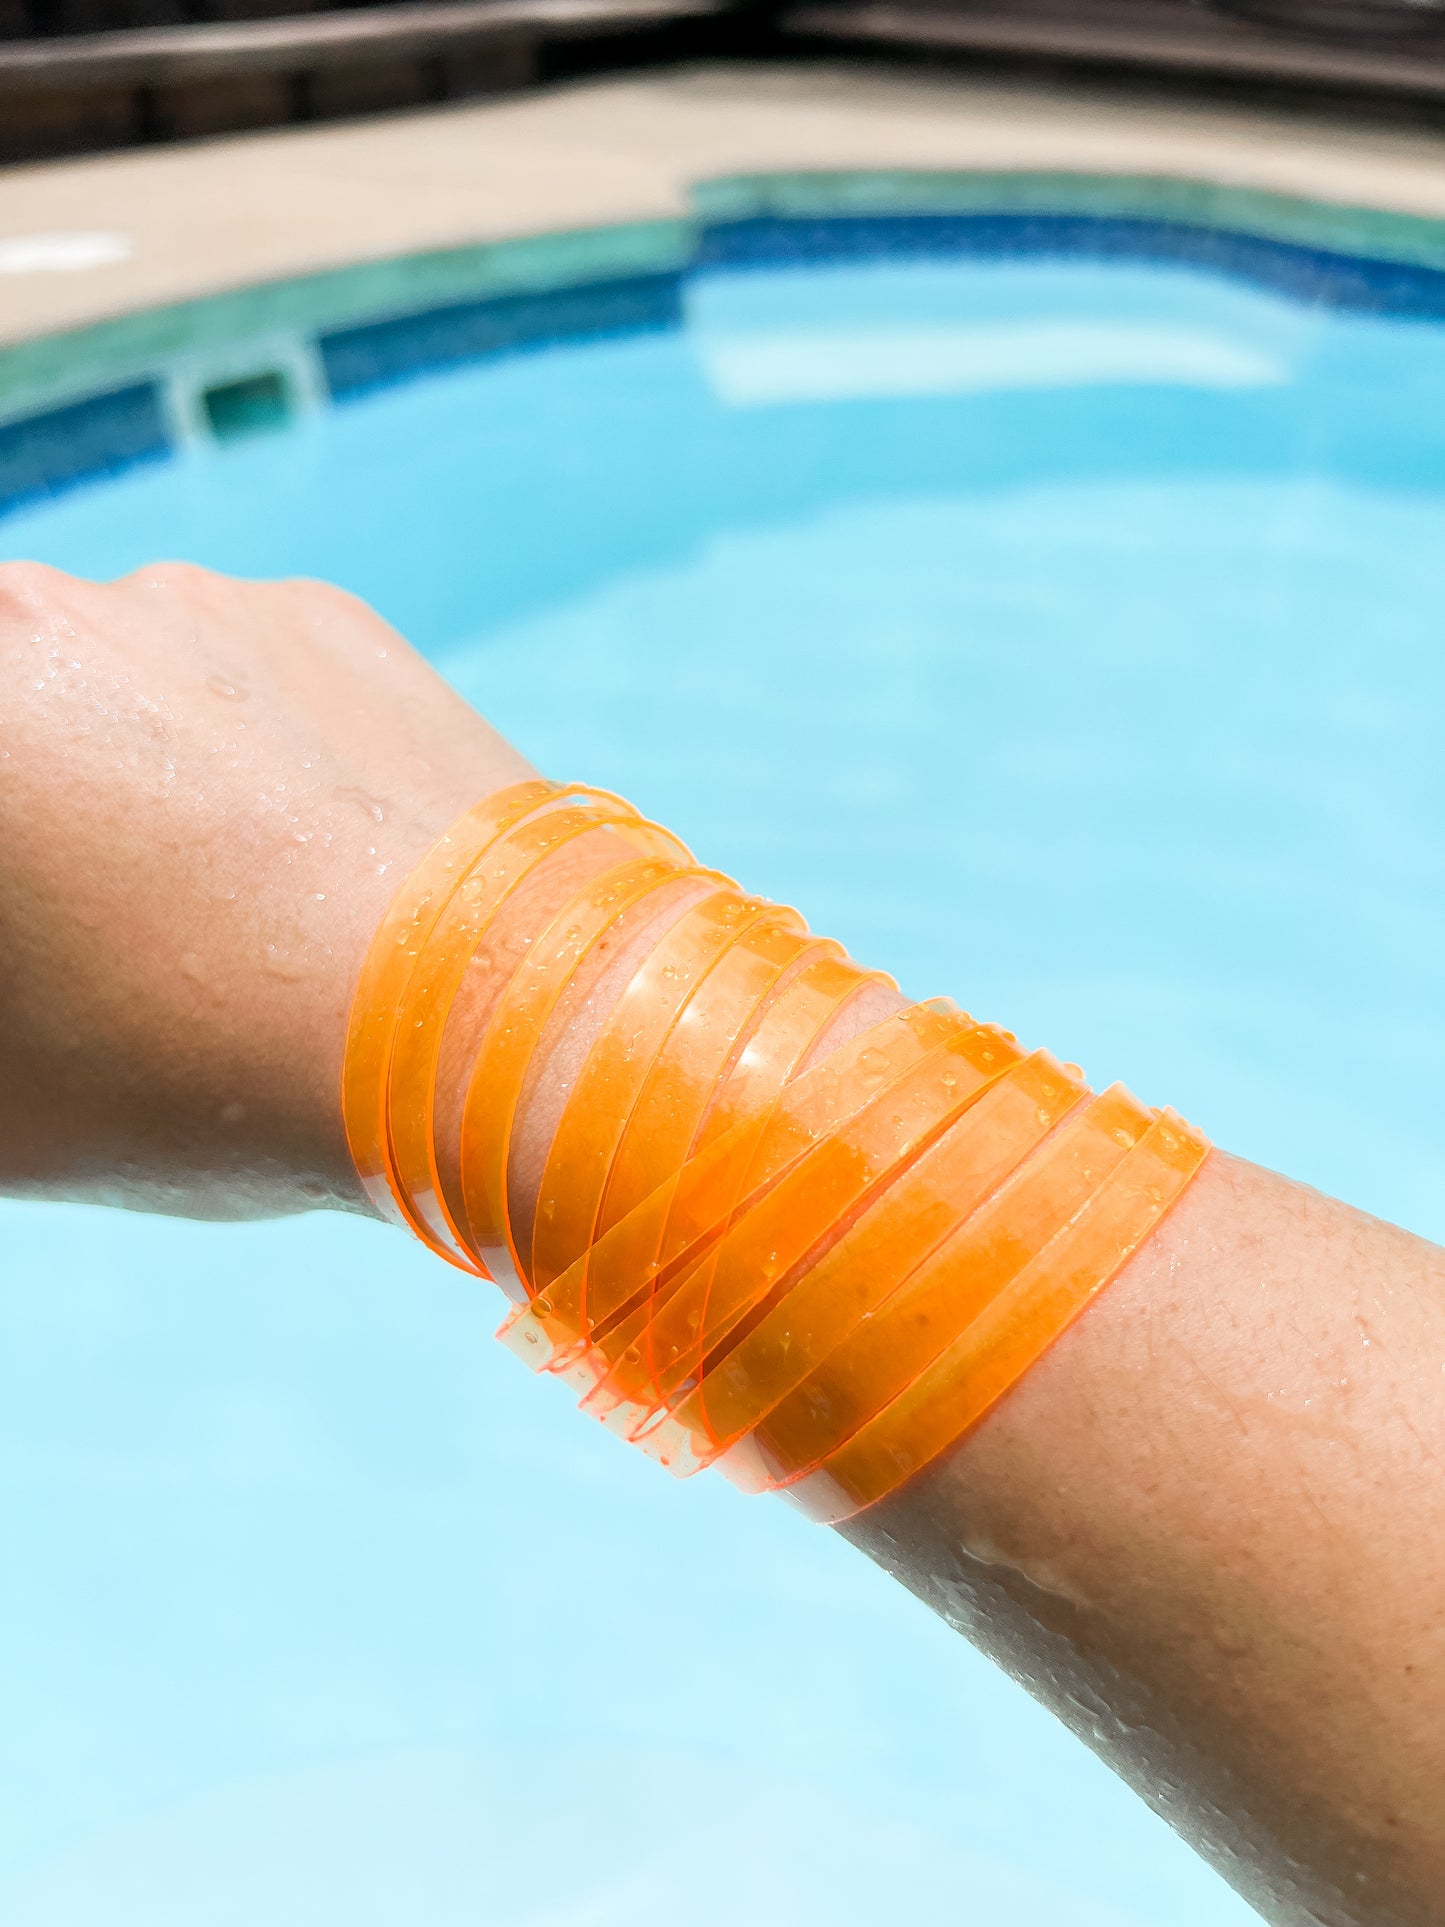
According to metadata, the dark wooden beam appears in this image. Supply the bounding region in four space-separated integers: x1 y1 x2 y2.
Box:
782 0 1445 101
0 0 723 93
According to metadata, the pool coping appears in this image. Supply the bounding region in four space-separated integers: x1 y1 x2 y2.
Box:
9 159 1445 424
12 64 1445 340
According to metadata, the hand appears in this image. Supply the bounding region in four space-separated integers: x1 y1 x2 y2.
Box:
0 560 534 1218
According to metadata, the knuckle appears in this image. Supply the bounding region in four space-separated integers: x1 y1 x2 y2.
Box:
124 558 213 593
0 558 67 619
282 574 355 612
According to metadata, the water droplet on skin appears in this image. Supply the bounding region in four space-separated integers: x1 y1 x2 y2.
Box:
205 673 246 701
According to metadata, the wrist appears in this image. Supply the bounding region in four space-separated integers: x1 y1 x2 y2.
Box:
349 784 1207 1521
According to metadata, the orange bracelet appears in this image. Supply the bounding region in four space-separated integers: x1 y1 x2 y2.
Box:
510 1001 981 1370
778 1109 1212 1523
732 1081 1157 1487
652 1048 1086 1477
594 935 858 1236
684 948 893 1162
345 787 1212 1521
459 847 705 1296
531 889 787 1294
385 789 678 1269
341 779 557 1231
578 1016 1029 1434
493 939 882 1374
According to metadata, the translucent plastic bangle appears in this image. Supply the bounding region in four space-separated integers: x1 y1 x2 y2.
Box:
577 1017 1030 1434
569 1007 1012 1425
655 1048 1085 1479
586 947 895 1342
386 792 673 1269
530 888 781 1294
345 785 1212 1526
341 779 557 1226
780 1112 1212 1523
740 1082 1156 1489
457 848 705 1297
505 1001 976 1368
497 940 880 1374
690 950 894 1160
592 928 842 1239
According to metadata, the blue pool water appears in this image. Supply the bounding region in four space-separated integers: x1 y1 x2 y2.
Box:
4 216 1445 1924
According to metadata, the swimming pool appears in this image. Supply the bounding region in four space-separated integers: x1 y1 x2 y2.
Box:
3 183 1444 1925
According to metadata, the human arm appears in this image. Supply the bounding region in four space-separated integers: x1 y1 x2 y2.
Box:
2 559 1441 1925
0 558 530 1216
847 1152 1445 1927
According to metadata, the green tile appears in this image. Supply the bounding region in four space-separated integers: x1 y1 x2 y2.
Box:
692 168 1445 269
0 217 693 427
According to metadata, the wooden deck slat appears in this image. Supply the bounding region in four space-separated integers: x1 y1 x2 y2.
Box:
0 0 722 92
783 0 1445 100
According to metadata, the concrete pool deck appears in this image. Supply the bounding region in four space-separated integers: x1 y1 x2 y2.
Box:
7 58 1445 353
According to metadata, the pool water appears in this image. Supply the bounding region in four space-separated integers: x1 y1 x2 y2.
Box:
4 219 1445 1925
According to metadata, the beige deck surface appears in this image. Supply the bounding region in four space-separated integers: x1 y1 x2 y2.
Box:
6 59 1445 348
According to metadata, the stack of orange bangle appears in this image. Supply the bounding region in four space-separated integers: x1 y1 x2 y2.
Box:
343 779 1211 1524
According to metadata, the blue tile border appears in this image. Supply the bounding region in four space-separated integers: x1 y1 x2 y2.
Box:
697 210 1445 319
320 270 684 402
0 381 169 520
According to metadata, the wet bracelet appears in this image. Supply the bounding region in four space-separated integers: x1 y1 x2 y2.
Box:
341 777 557 1237
344 785 1211 1521
387 788 677 1268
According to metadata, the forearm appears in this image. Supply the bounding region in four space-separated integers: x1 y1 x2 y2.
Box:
7 562 1444 1925
379 794 1445 1925
848 1152 1445 1926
